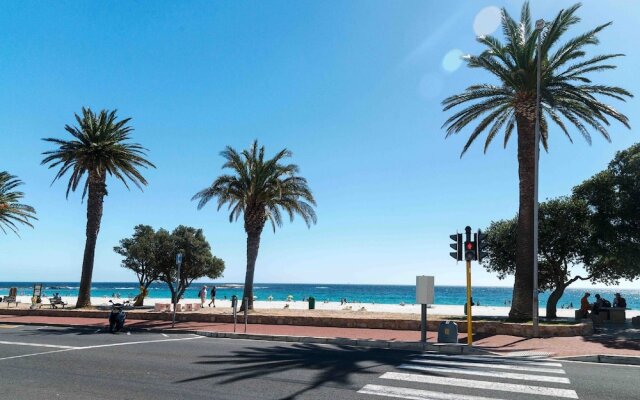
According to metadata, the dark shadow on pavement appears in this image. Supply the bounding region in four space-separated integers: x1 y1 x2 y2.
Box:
176 343 421 400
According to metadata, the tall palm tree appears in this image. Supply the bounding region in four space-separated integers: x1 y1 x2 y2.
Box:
42 108 155 308
442 2 631 319
0 172 37 235
193 140 317 310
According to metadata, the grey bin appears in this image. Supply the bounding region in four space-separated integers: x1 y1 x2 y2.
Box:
437 321 458 343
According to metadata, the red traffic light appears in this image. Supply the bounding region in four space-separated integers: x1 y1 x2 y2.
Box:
466 242 473 250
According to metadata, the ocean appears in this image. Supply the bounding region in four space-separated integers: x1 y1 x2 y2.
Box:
1 282 638 309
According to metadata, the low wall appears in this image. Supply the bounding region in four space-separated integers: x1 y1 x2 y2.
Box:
0 308 593 337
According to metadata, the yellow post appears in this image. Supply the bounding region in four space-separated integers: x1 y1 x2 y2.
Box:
466 260 473 346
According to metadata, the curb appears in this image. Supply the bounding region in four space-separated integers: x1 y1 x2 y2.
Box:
0 320 495 355
191 330 492 355
557 354 640 366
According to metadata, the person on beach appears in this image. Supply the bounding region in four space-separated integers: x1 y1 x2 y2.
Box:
208 286 216 307
464 297 475 315
580 292 591 318
613 293 627 308
199 286 207 307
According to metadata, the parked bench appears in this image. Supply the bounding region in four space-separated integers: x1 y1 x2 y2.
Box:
48 297 67 309
1 296 20 308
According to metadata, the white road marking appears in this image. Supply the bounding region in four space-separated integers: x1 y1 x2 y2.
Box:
0 340 77 349
94 329 101 333
161 333 169 338
0 348 76 361
0 336 204 362
398 363 570 384
406 357 566 374
381 372 579 399
415 353 563 367
126 331 131 336
74 336 204 350
358 384 509 400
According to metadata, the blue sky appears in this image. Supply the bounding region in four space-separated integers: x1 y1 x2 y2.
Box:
1 1 638 288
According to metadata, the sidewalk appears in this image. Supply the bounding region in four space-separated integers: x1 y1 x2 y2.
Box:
1 314 638 358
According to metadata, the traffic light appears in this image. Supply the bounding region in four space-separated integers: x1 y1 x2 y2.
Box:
449 233 462 261
476 229 488 262
465 237 476 261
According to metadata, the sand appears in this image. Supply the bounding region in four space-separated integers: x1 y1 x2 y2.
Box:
13 295 640 319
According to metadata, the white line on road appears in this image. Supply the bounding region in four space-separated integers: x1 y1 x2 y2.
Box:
161 333 169 338
94 329 101 334
74 336 204 350
126 331 131 336
381 372 578 399
406 358 566 374
0 340 77 349
358 384 509 400
398 364 571 384
0 336 205 362
415 353 563 367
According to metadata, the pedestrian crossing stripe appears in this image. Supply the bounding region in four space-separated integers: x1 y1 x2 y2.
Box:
359 384 510 400
414 353 563 368
380 372 579 399
406 357 566 374
398 363 570 384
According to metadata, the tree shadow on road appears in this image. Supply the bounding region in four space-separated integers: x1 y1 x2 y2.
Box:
175 343 419 400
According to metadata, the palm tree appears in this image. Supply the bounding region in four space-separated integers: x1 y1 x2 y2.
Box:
442 2 631 319
193 140 317 310
42 108 155 308
0 172 37 235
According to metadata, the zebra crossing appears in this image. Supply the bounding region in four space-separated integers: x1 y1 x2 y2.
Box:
358 352 578 400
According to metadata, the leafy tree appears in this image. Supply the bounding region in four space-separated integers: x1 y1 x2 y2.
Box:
484 196 623 318
574 142 640 280
193 140 316 310
442 2 632 319
113 225 159 306
42 108 155 307
0 172 37 235
154 226 225 304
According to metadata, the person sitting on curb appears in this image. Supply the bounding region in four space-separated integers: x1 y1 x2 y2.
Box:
613 293 627 308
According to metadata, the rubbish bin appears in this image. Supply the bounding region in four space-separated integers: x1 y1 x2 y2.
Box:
231 295 238 309
308 296 315 310
437 321 458 343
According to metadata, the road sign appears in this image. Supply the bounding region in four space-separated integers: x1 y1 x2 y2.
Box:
176 253 183 265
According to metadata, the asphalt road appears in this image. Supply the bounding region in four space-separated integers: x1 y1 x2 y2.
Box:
0 324 638 400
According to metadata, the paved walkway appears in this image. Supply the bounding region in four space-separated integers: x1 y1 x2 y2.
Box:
1 314 638 357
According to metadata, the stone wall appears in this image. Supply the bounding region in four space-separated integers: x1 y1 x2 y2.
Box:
0 308 593 337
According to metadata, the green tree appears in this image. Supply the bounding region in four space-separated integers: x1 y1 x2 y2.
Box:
154 225 225 303
42 108 155 308
0 171 37 235
193 140 317 310
574 143 640 279
483 196 623 318
114 225 160 306
442 2 632 319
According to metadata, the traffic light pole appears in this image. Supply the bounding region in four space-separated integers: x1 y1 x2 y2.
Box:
465 259 473 346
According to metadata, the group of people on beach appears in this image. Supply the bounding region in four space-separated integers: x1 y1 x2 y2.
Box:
198 286 216 307
579 292 627 318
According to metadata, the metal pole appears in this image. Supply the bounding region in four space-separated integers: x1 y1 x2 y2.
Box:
172 262 181 328
466 260 473 346
533 18 544 338
243 297 248 333
420 304 427 343
232 296 237 332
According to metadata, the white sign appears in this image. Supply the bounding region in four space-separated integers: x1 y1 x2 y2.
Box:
176 253 183 265
416 275 435 304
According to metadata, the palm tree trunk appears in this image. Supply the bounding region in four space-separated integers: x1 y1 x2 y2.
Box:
76 175 106 308
241 231 261 311
509 113 536 320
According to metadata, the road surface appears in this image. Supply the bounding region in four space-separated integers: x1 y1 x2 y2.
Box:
0 324 637 399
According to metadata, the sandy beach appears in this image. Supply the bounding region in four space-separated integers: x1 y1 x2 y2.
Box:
14 295 640 319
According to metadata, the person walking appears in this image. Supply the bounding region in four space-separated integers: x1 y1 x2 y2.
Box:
199 286 207 307
208 286 216 307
